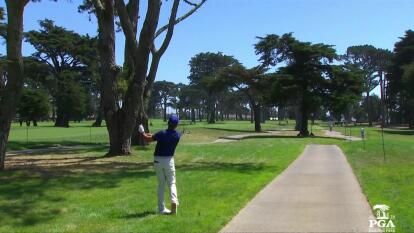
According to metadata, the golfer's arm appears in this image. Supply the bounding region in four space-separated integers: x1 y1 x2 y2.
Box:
143 133 154 142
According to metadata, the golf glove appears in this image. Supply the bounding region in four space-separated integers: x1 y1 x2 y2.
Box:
138 124 145 134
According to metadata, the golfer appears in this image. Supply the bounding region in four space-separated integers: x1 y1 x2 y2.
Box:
141 115 181 215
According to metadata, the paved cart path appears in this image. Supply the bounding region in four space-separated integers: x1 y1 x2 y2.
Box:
221 145 379 233
323 130 362 141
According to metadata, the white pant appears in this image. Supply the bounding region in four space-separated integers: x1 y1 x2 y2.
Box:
154 156 178 211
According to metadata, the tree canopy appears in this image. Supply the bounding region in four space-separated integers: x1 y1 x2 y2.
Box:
256 33 336 136
188 52 239 123
25 19 98 127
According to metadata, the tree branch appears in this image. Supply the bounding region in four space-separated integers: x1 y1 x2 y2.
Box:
145 0 206 97
154 0 206 39
92 0 104 11
155 0 179 57
183 0 197 7
114 0 138 59
123 0 140 76
126 0 139 34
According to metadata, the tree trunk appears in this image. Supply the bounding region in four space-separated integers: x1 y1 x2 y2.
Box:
250 103 254 123
278 105 284 125
55 112 69 127
51 103 56 121
408 100 414 129
92 97 104 127
208 96 215 124
0 126 10 170
107 0 160 154
95 0 130 155
191 108 196 123
298 98 309 136
367 91 373 127
295 105 302 131
0 0 27 170
253 103 261 132
198 108 202 122
132 114 149 146
261 107 266 123
208 108 215 123
107 112 132 155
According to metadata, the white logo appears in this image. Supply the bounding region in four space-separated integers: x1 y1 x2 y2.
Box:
369 204 396 232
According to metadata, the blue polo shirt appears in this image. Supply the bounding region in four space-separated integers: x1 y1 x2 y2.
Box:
152 129 181 157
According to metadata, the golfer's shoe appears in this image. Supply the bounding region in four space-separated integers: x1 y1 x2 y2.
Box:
159 208 172 215
171 203 178 215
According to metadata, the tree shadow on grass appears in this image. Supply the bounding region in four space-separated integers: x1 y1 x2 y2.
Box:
382 129 414 136
234 135 345 141
7 140 107 152
204 127 255 133
177 161 271 174
0 155 268 228
7 146 109 158
0 165 154 227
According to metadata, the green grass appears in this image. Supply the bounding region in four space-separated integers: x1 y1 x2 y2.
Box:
337 127 414 232
2 120 413 232
7 119 298 150
1 131 335 232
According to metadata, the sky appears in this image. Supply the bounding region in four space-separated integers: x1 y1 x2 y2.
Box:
1 0 413 85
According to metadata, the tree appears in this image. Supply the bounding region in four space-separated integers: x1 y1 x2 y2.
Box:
375 49 392 127
1 0 30 170
177 84 204 123
188 52 239 123
54 72 90 126
79 0 206 154
342 45 383 126
401 63 414 128
326 65 363 121
255 33 336 136
387 30 414 128
219 64 268 132
220 91 250 120
363 95 382 123
17 88 51 126
25 19 98 127
152 81 177 122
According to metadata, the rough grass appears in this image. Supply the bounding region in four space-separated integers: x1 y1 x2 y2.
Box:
338 127 414 233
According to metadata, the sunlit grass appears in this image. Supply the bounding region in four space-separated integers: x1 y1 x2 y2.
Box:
2 120 412 232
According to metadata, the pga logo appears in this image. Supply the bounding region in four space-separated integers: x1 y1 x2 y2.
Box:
369 204 396 232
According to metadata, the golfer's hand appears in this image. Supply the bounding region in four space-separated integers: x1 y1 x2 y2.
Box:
143 133 154 142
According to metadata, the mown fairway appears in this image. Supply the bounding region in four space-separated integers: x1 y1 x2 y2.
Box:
1 121 413 232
